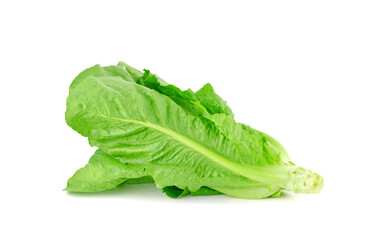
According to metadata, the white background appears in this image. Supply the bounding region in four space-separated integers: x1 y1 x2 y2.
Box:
1 1 369 239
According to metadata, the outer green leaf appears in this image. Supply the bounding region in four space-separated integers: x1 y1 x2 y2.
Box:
66 74 323 198
70 64 136 90
65 149 148 192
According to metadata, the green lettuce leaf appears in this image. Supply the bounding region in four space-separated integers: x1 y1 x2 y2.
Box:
195 83 234 116
65 149 148 192
142 73 208 116
69 64 135 90
65 70 323 198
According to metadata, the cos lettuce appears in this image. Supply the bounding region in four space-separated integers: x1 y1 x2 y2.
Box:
65 62 323 199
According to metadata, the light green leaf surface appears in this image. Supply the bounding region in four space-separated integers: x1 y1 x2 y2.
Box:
65 149 148 192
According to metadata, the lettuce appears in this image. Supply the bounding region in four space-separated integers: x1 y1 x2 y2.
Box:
65 62 323 199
